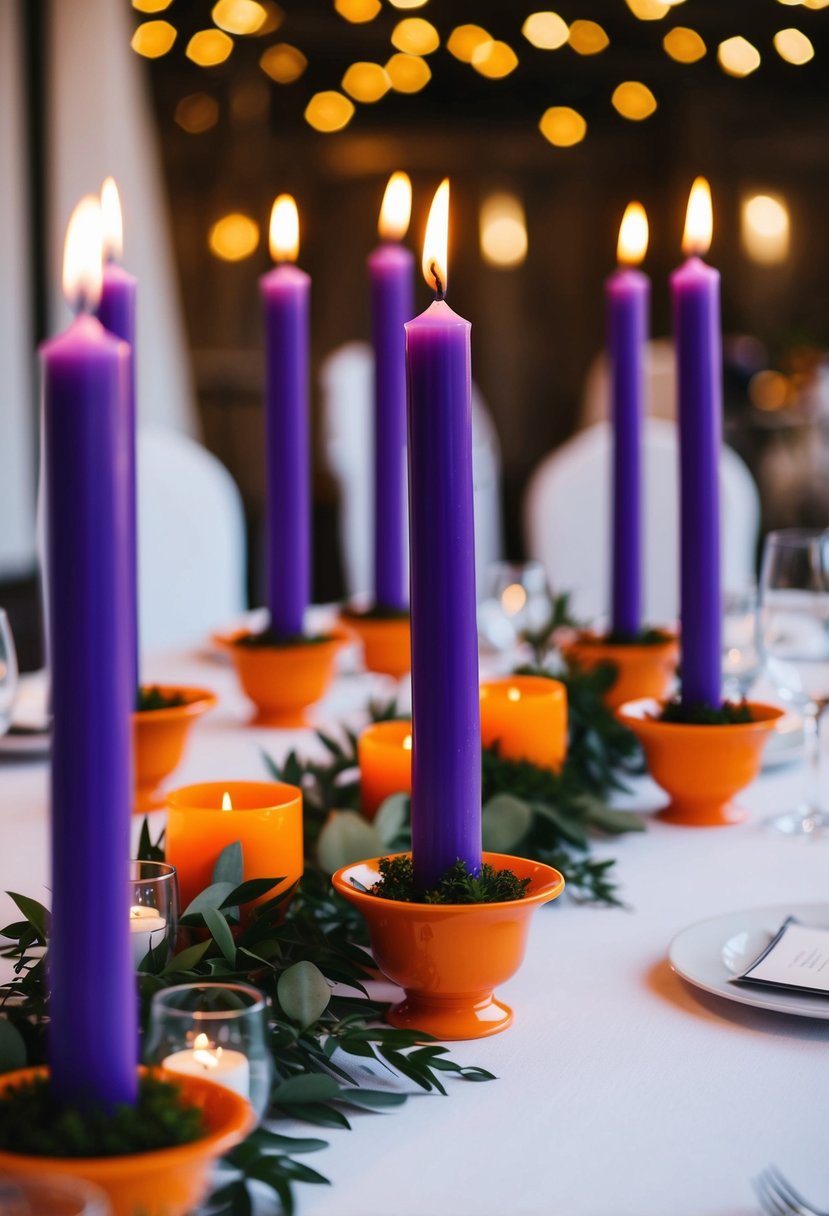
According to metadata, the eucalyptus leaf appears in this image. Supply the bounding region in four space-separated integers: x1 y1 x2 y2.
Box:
211 841 244 887
373 793 410 847
203 906 237 966
581 801 646 834
277 960 331 1029
182 882 237 919
162 938 212 974
316 811 383 875
0 1019 27 1073
7 893 50 942
272 1073 341 1104
222 877 284 907
481 794 533 852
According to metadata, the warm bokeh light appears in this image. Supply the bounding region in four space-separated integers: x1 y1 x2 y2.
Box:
507 687 522 703
617 202 649 266
717 36 761 77
391 18 440 55
259 43 307 83
774 28 815 64
100 177 123 262
208 213 260 261
63 196 104 313
538 106 587 147
472 40 518 78
749 370 790 411
269 195 300 262
568 20 609 55
522 12 568 50
175 92 220 133
741 194 790 264
626 0 671 20
422 178 449 296
221 791 233 810
132 0 172 11
402 734 413 750
385 53 432 92
212 0 266 34
663 26 706 63
254 2 284 34
612 81 658 121
342 62 391 103
682 177 713 257
379 172 412 241
501 584 528 615
479 193 528 268
390 0 429 6
803 0 829 9
335 0 381 21
446 24 492 63
230 80 269 123
187 30 234 66
304 90 355 132
131 20 177 58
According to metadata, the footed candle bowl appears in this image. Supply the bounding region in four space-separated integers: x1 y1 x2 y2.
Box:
341 611 411 679
133 687 217 814
617 699 785 827
332 852 565 1040
0 1067 254 1216
562 629 679 709
218 627 350 727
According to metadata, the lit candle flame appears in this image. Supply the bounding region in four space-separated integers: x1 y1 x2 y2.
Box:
62 196 104 314
100 177 123 263
507 687 522 703
402 734 413 751
379 171 412 242
617 202 648 267
192 1032 221 1069
269 194 300 263
421 178 449 298
682 176 713 257
221 791 232 811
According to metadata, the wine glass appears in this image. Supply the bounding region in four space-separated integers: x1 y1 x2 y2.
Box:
0 608 19 735
722 588 762 701
759 528 829 836
477 561 553 657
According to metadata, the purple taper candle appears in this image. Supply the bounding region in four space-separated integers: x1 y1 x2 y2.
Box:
42 198 137 1110
405 180 481 891
671 177 722 708
260 196 311 639
606 203 649 639
368 172 414 611
97 178 138 689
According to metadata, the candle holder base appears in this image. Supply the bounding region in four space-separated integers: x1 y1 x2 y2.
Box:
561 629 679 708
340 611 411 679
0 1066 254 1216
218 627 350 726
332 851 564 1040
617 699 784 827
134 687 217 813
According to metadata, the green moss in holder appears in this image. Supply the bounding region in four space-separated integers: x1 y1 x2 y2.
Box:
596 628 674 647
657 699 754 726
233 627 334 649
136 686 188 712
359 855 531 904
0 1074 205 1158
341 604 410 622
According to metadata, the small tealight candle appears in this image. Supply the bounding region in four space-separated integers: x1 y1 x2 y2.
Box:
358 720 413 819
162 1031 251 1099
480 675 568 772
129 904 167 968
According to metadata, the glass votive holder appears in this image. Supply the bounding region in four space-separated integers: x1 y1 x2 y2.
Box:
478 560 553 654
145 982 272 1121
0 1174 111 1215
129 860 179 971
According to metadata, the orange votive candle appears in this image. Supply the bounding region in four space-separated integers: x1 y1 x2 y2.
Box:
358 720 413 819
165 781 303 913
479 676 568 772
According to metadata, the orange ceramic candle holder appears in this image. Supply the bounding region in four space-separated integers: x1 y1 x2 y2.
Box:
341 612 411 679
617 699 785 827
358 720 413 818
0 1067 253 1216
332 851 565 1040
165 780 303 913
480 676 567 771
562 629 679 709
217 627 351 727
133 687 217 814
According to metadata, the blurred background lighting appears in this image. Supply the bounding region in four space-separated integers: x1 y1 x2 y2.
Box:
479 193 528 268
663 27 706 63
175 92 220 133
741 193 790 264
304 90 355 131
522 12 569 51
568 21 609 55
259 43 307 83
749 370 790 411
208 213 260 261
391 18 440 55
342 62 391 102
187 30 235 66
612 81 658 120
718 36 761 77
385 53 432 92
211 0 267 35
446 25 492 62
388 0 429 7
131 20 177 58
472 41 519 79
626 0 672 21
774 28 815 64
132 0 173 11
335 0 381 23
539 106 587 146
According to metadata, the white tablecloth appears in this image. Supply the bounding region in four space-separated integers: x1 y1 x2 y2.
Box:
1 650 826 1216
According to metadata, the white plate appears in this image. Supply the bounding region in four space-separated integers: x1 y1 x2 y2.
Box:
668 902 829 1020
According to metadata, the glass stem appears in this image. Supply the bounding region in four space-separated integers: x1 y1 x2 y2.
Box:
806 703 826 813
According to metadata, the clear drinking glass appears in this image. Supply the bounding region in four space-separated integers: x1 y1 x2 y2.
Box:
722 587 762 701
0 608 19 735
129 860 179 971
0 1175 111 1215
145 982 272 1120
759 528 829 836
477 561 554 655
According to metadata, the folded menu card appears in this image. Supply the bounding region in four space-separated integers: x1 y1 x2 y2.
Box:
733 917 829 996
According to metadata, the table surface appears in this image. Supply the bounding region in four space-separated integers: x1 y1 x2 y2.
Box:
1 646 826 1216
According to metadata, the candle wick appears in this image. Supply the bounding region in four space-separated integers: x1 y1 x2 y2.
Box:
430 261 445 301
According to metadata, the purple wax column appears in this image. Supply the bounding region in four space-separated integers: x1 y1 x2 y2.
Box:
405 300 482 890
42 313 137 1110
260 263 311 638
671 254 723 708
368 242 414 611
98 261 138 688
606 268 648 637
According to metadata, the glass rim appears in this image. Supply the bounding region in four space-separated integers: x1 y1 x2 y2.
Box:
764 527 829 547
129 859 177 883
150 980 268 1018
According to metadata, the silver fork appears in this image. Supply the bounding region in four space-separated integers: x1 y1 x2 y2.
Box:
754 1166 828 1216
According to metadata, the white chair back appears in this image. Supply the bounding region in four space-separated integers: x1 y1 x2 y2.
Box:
137 427 246 650
524 418 759 625
579 339 678 430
